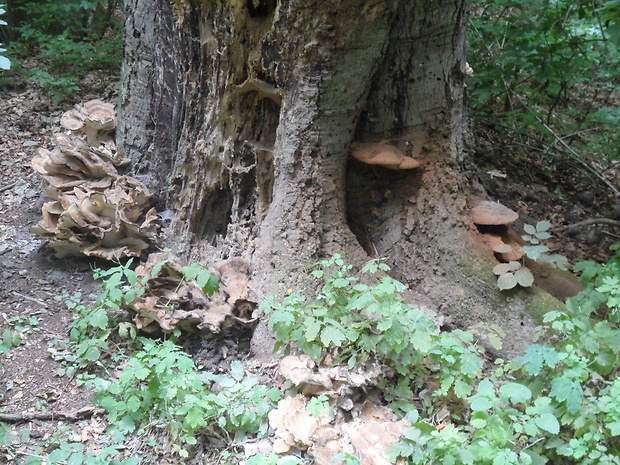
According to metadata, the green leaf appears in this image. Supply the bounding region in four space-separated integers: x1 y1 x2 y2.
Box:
515 267 535 287
230 360 245 381
493 449 519 465
550 377 583 414
320 325 346 347
534 413 560 434
497 273 518 290
524 224 537 235
536 221 551 233
470 396 494 411
499 383 532 404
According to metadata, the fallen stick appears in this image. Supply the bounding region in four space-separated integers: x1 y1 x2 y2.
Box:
556 218 620 233
0 407 105 423
0 181 18 193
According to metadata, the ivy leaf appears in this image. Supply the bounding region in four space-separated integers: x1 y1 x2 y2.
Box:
320 326 346 347
534 413 560 434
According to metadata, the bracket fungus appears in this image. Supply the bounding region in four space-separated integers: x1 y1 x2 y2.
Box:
349 141 420 169
268 356 407 464
471 200 518 226
30 100 162 259
130 252 257 334
60 100 117 145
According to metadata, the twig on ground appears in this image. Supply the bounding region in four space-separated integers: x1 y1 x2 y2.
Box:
556 218 620 233
11 291 48 307
0 406 105 423
0 181 18 193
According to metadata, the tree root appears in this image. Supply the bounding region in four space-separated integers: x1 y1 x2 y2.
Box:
0 407 105 423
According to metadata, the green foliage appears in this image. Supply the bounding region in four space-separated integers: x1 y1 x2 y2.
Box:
266 254 620 465
388 248 620 465
53 260 140 370
53 257 219 371
92 339 279 456
468 0 620 172
0 4 9 69
494 221 567 290
572 243 620 321
263 255 485 405
0 421 139 465
5 0 122 101
245 454 302 465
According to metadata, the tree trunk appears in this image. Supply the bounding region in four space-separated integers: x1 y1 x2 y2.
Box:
118 0 563 358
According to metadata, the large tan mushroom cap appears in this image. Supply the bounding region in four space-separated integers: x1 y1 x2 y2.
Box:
471 200 519 225
350 141 420 169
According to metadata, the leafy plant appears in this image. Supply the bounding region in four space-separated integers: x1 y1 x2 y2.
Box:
493 221 567 290
468 0 620 190
5 0 122 101
92 339 280 456
0 4 9 70
263 255 485 406
388 248 620 465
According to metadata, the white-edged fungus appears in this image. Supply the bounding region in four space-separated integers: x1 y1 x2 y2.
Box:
350 141 420 169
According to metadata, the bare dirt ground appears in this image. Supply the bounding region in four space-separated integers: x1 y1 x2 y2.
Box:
1 79 618 463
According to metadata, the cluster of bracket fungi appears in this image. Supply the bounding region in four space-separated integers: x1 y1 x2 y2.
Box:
30 100 162 259
269 355 409 464
131 252 257 335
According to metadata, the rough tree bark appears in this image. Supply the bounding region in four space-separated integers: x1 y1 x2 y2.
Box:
118 0 563 358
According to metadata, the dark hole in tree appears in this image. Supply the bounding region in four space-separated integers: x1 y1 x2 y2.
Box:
246 0 276 18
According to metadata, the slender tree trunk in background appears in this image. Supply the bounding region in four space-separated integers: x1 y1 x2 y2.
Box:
118 0 563 358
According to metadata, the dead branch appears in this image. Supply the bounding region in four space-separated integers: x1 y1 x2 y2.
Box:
0 181 17 193
556 218 620 233
0 407 105 423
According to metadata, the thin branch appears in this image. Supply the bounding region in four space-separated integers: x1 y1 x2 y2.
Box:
556 218 620 233
0 181 17 193
0 407 105 423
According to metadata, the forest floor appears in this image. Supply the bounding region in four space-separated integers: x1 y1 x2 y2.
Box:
0 79 619 464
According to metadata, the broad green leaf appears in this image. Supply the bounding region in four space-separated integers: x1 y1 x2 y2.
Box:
493 449 519 465
230 360 245 381
534 413 560 434
493 262 521 275
497 273 518 290
515 267 534 287
470 396 494 411
550 376 583 414
320 325 346 347
536 221 551 232
499 382 532 404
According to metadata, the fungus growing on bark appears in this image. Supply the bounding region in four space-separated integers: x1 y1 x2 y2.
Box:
471 200 518 225
349 141 420 169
